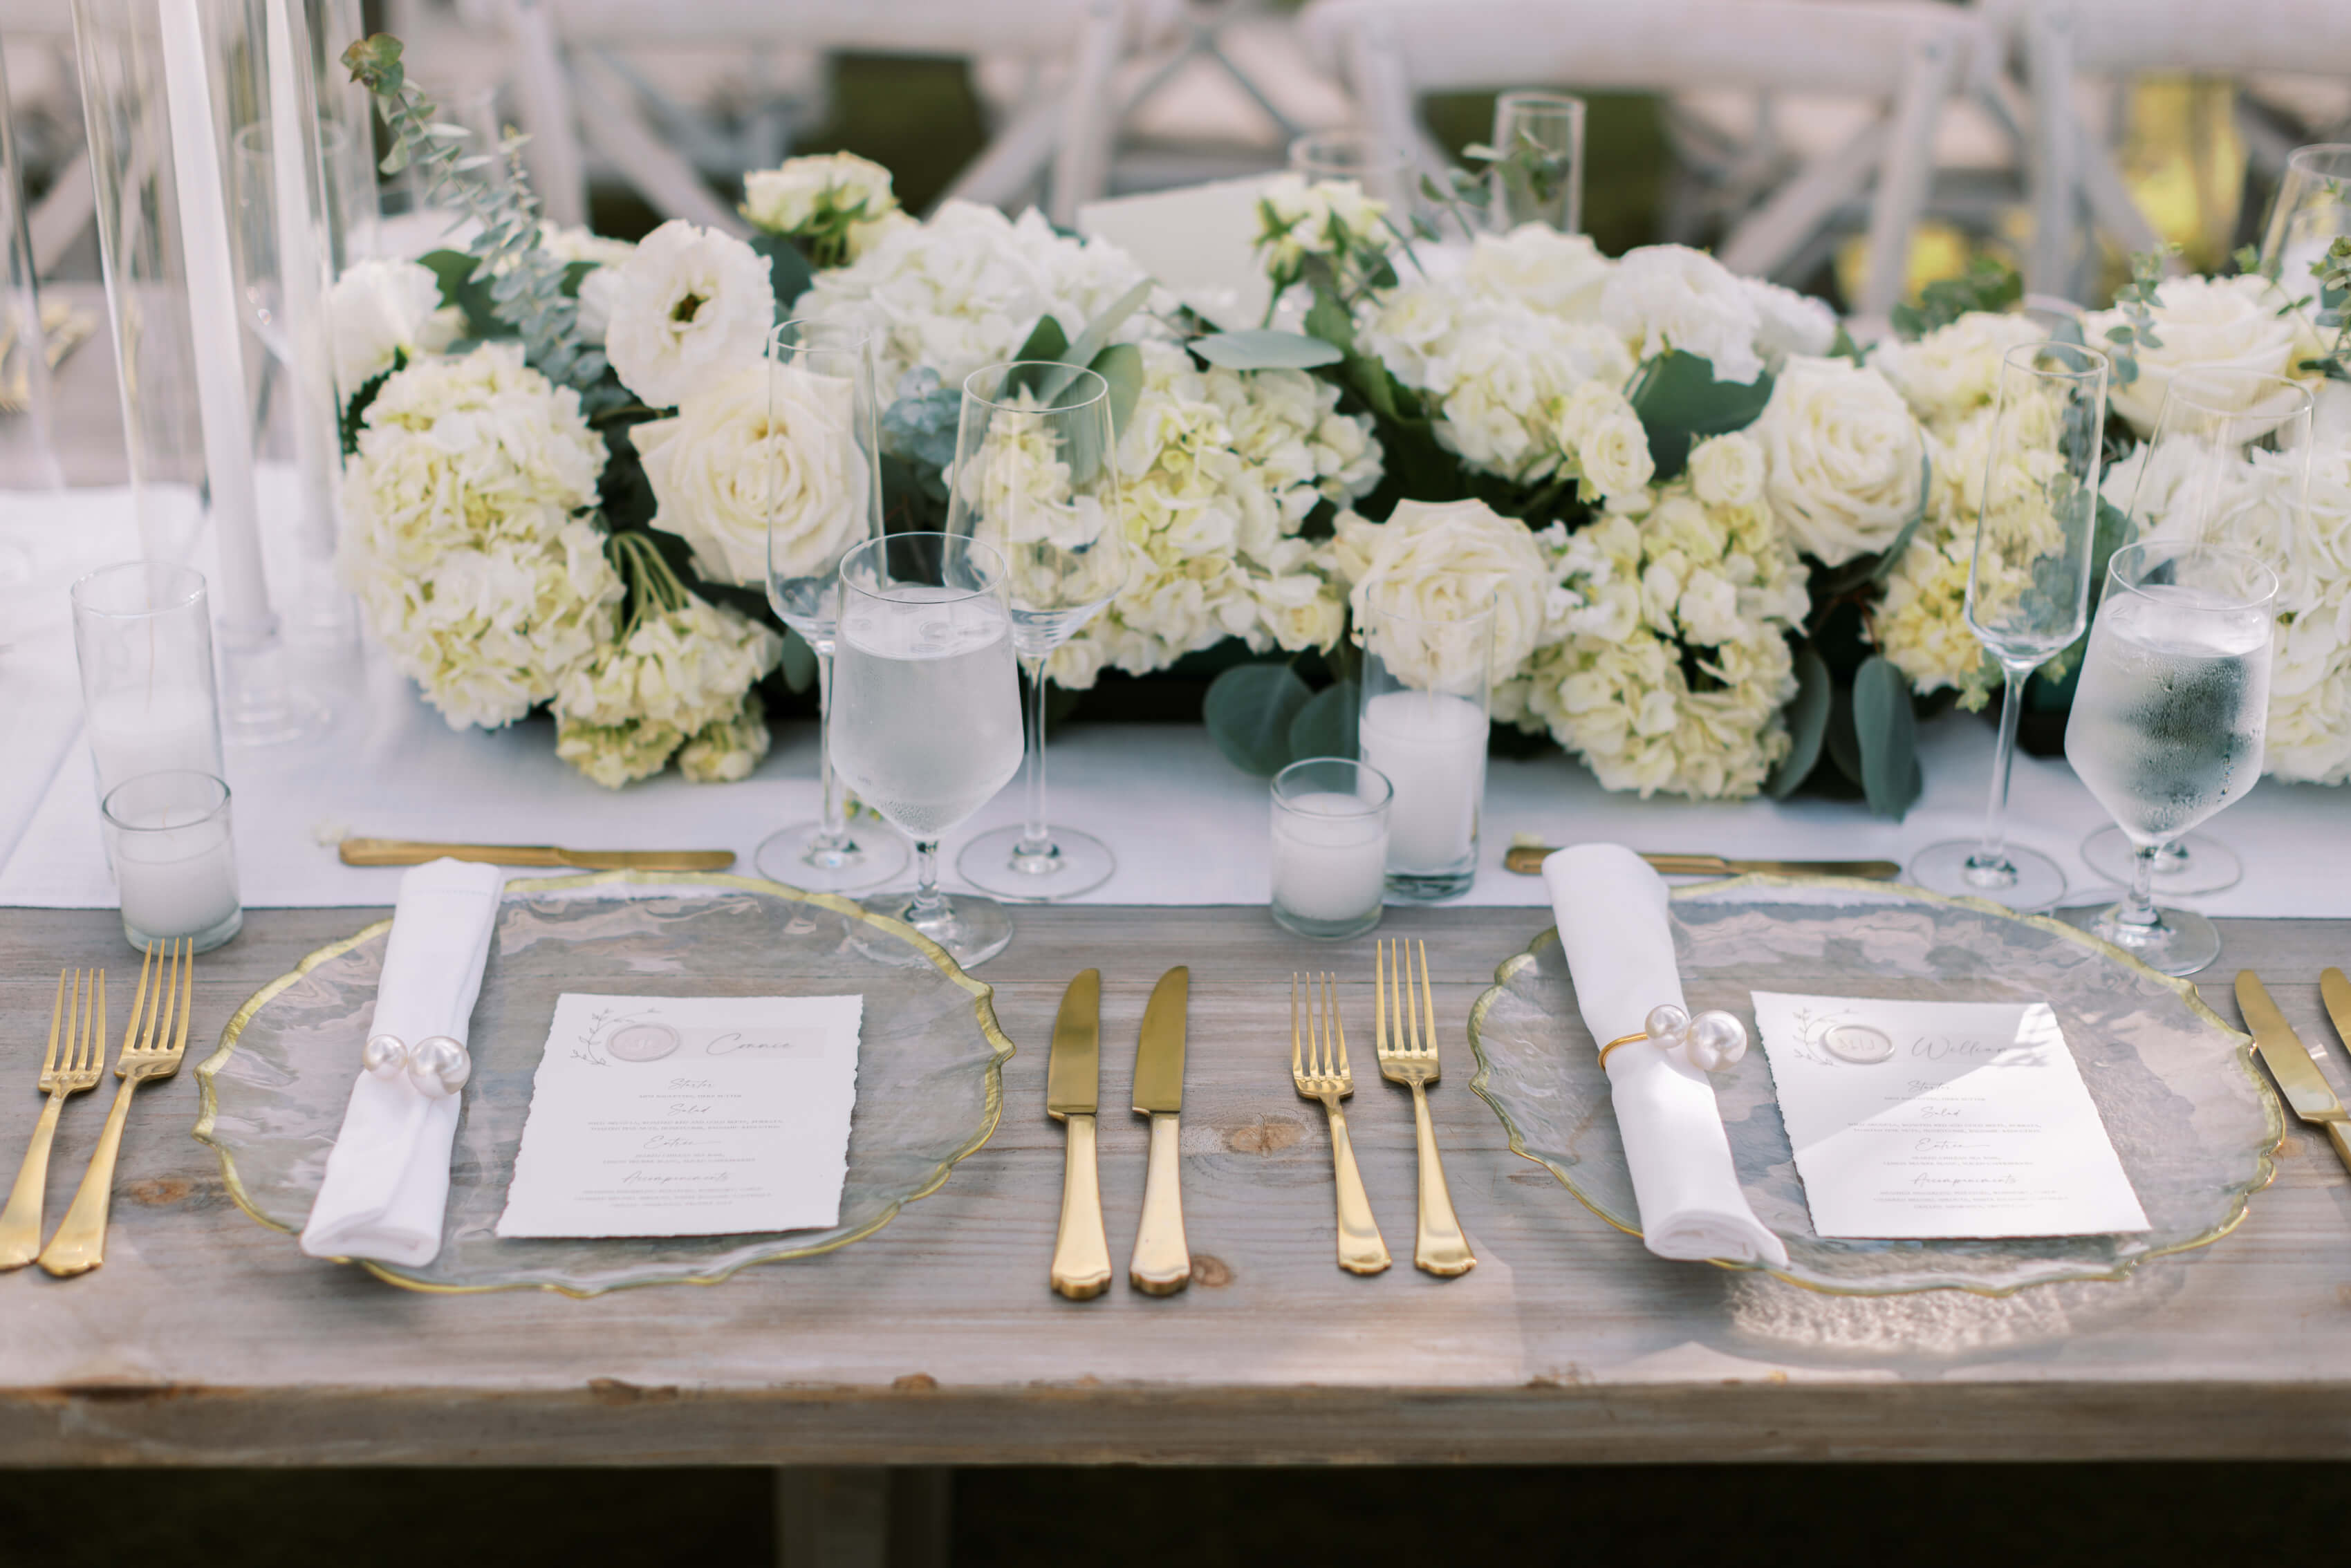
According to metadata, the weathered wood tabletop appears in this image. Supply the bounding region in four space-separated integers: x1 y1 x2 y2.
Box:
3 902 2349 1467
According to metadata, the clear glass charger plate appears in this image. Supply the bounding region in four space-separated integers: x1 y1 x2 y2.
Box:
1467 875 2283 1297
194 871 1014 1296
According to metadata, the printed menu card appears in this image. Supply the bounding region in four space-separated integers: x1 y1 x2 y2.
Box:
496 992 863 1239
1750 992 2148 1240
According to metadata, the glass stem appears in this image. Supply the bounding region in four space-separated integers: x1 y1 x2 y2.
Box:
2117 842 2165 932
1975 665 2028 866
811 644 852 853
1018 653 1054 857
907 839 949 924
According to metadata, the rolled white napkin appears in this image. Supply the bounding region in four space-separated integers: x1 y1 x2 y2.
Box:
1543 843 1788 1269
299 859 504 1266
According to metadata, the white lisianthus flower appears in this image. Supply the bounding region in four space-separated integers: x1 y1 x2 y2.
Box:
603 220 776 409
326 258 463 395
1331 497 1553 689
1688 431 1767 509
1256 174 1386 274
1751 355 1926 566
633 360 871 587
1870 310 2045 432
1600 245 1770 385
2083 273 2322 433
1741 277 1839 366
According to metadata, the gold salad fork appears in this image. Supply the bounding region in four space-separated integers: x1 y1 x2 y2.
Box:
39 939 192 1277
1375 940 1475 1278
0 971 105 1269
1292 972 1390 1275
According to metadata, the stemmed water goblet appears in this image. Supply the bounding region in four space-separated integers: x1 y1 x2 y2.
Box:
947 362 1131 902
830 532 1028 969
757 319 909 893
1908 340 2109 911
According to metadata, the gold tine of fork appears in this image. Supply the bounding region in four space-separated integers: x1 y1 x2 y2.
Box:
174 938 194 1056
1291 973 1303 1083
1418 940 1439 1066
41 970 64 1079
1327 973 1348 1083
1374 940 1388 1056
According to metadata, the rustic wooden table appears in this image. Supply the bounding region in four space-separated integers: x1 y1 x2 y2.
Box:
2 902 2347 1467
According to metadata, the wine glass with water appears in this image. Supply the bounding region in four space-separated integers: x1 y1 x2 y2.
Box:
829 532 1027 968
2063 542 2278 976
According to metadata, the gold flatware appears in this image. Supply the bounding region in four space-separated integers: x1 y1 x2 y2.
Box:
0 971 105 1269
338 837 735 871
1292 971 1389 1276
1128 965 1191 1296
1046 968 1113 1300
0 301 95 413
1375 939 1474 1278
2236 971 2351 1177
39 940 192 1277
1502 846 1902 879
2321 968 2351 1054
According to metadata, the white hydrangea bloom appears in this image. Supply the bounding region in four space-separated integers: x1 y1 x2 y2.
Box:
550 595 783 788
326 257 464 395
603 220 776 409
1599 245 1772 385
1870 310 2045 431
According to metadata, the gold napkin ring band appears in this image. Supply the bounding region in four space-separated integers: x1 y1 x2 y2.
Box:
1597 1005 1752 1074
1598 1032 1647 1067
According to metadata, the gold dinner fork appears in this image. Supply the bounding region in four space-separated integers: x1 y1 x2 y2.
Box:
1375 939 1475 1278
0 971 105 1269
1292 971 1390 1276
39 939 192 1278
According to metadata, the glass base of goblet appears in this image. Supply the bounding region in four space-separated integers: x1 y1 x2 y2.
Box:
754 821 908 895
855 888 1014 970
955 825 1115 902
2081 827 2242 895
2056 897 2221 978
1906 839 2067 911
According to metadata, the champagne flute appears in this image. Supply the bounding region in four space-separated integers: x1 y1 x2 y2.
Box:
1289 130 1417 218
2083 366 2314 895
758 319 909 894
1908 341 2109 911
2258 142 2351 314
1485 91 1586 234
2063 542 2278 976
948 362 1131 902
831 532 1027 968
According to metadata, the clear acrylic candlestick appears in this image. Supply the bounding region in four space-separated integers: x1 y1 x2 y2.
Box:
0 44 60 513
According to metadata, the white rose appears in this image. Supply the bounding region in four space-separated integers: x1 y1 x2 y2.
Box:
2084 274 2315 434
1688 431 1767 509
743 152 898 234
633 360 870 586
1751 355 1925 566
1578 411 1655 503
604 220 776 409
1600 244 1768 384
326 258 463 395
1334 497 1551 689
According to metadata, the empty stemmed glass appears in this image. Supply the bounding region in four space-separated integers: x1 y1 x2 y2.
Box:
1484 91 1586 234
2063 542 2278 976
947 362 1131 902
2259 142 2351 315
757 319 909 894
830 533 1027 968
1908 341 2109 911
2084 366 2314 895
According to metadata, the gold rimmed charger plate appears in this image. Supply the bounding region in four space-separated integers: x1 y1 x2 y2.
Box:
1467 875 2283 1298
193 870 1013 1296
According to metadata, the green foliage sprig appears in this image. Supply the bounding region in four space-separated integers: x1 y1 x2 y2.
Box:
2099 245 2175 387
1890 256 2023 341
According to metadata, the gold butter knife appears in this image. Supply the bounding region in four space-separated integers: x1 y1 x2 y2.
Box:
338 837 734 872
1129 966 1191 1296
1046 969 1112 1300
2321 968 2351 1055
1503 846 1902 879
2237 971 2351 1177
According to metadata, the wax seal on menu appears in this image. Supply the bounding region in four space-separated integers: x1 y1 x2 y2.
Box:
608 1022 681 1062
1823 1023 1895 1064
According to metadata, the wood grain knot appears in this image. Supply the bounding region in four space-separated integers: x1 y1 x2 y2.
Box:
1189 1254 1233 1288
586 1378 679 1405
126 1177 192 1206
1223 1118 1303 1155
893 1372 939 1392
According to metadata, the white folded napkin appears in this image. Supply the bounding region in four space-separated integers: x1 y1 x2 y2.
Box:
299 859 504 1266
1542 843 1788 1269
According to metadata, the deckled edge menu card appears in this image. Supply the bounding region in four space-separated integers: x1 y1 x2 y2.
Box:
495 992 863 1239
1750 991 2149 1240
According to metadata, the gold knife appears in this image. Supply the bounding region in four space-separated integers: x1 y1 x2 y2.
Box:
1503 846 1902 878
2321 969 2351 1056
2236 971 2351 1176
338 837 735 871
1129 966 1191 1296
1046 969 1113 1301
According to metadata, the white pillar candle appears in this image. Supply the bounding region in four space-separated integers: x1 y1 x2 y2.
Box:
111 799 241 942
86 685 223 796
1271 792 1389 924
1359 689 1487 874
265 0 342 563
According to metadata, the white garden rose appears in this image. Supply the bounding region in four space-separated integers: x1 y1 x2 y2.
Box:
2083 273 2320 433
1750 355 1925 566
603 220 776 409
1687 431 1767 509
326 258 463 395
742 151 910 264
1600 245 1769 384
1577 408 1655 504
633 360 871 587
1870 310 2045 431
1332 497 1553 689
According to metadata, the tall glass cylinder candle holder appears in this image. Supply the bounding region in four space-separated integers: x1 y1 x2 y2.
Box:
1270 758 1392 941
1357 595 1494 902
71 562 226 805
1486 91 1586 234
103 770 242 953
0 45 61 502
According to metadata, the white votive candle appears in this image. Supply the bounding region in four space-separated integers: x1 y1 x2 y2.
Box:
1359 688 1487 875
1270 758 1393 940
103 771 243 953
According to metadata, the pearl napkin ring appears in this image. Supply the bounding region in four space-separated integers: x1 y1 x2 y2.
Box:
1598 1005 1749 1073
362 1033 472 1098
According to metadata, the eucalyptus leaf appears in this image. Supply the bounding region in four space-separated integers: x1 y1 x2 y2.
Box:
778 625 817 695
1036 278 1155 402
1011 315 1070 375
1288 680 1359 762
750 232 816 312
420 247 501 339
1851 655 1922 818
1766 642 1832 799
1088 342 1144 436
1304 290 1357 355
1203 662 1313 775
1629 350 1774 482
1191 330 1346 371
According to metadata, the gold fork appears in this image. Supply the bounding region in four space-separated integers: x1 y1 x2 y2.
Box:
39 939 192 1278
1292 971 1390 1276
0 971 106 1269
1375 939 1475 1278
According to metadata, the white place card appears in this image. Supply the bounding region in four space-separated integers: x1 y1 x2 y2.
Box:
495 992 862 1239
1750 991 2149 1240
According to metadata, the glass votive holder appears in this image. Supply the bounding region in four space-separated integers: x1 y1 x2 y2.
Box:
1270 757 1393 941
1357 591 1494 902
71 562 225 807
102 771 243 955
